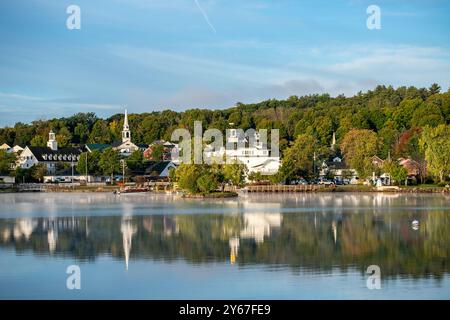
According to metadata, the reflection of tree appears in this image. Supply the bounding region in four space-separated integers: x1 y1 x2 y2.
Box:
0 211 449 280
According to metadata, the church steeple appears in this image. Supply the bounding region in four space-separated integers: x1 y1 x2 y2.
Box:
122 109 131 143
47 130 58 151
331 131 336 151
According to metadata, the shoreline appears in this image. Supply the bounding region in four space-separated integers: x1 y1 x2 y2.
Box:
1 185 449 194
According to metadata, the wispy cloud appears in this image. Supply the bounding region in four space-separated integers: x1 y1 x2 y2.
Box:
194 0 216 33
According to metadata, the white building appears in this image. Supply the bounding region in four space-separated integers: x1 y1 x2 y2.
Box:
17 131 82 173
203 129 280 175
0 143 23 154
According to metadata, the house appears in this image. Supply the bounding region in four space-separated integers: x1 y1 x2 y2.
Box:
0 143 11 151
319 156 357 181
398 157 421 177
203 129 280 175
84 109 147 156
143 140 179 162
371 155 384 168
143 161 177 180
17 131 82 173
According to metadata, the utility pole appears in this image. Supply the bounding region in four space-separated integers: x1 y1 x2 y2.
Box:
313 151 317 180
71 156 74 189
85 152 88 184
120 159 125 185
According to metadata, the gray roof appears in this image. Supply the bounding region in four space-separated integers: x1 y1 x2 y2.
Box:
28 146 82 162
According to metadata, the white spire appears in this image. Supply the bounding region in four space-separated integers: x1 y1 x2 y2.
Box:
124 109 129 128
122 108 131 143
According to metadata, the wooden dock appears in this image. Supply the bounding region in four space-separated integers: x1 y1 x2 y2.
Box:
243 184 334 193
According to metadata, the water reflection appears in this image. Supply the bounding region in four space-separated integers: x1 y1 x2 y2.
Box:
0 197 448 281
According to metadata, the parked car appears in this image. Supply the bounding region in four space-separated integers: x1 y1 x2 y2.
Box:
290 178 308 185
318 178 335 186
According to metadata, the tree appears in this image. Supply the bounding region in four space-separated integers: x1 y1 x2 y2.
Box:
175 163 203 194
56 127 72 148
280 134 322 181
340 129 378 179
196 173 218 194
247 171 264 183
429 83 441 95
223 162 247 187
88 120 112 144
32 163 47 183
126 150 145 172
382 159 407 186
150 144 164 161
0 150 16 175
74 123 89 144
30 135 47 147
99 148 120 182
419 125 450 182
394 127 427 183
76 151 101 176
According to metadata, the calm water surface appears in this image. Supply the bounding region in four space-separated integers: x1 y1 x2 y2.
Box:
0 192 449 299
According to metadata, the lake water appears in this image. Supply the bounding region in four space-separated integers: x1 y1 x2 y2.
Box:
0 192 449 299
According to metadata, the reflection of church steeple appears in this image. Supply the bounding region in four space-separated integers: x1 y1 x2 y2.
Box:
48 228 58 253
332 221 337 245
121 216 137 271
229 237 240 265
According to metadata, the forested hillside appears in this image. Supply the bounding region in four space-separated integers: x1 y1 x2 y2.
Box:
1 84 449 158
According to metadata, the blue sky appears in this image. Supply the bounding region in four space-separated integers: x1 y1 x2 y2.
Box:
1 0 449 126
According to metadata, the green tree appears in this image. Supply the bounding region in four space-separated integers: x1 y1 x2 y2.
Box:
280 134 321 181
150 144 164 161
30 135 47 147
74 123 89 144
99 148 120 182
0 150 16 175
175 163 203 194
32 163 47 183
429 83 441 95
88 120 112 144
419 125 450 182
340 129 378 179
223 162 247 187
126 150 145 172
197 173 218 194
76 151 102 176
382 160 407 186
56 127 72 148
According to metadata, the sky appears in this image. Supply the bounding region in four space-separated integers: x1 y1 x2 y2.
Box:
0 0 450 126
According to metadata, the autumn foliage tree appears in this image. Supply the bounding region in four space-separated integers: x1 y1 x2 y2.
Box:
340 129 378 179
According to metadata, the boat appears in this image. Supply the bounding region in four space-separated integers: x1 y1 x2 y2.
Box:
120 186 149 193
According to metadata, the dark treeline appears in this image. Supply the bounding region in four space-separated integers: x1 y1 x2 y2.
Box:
1 84 449 155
